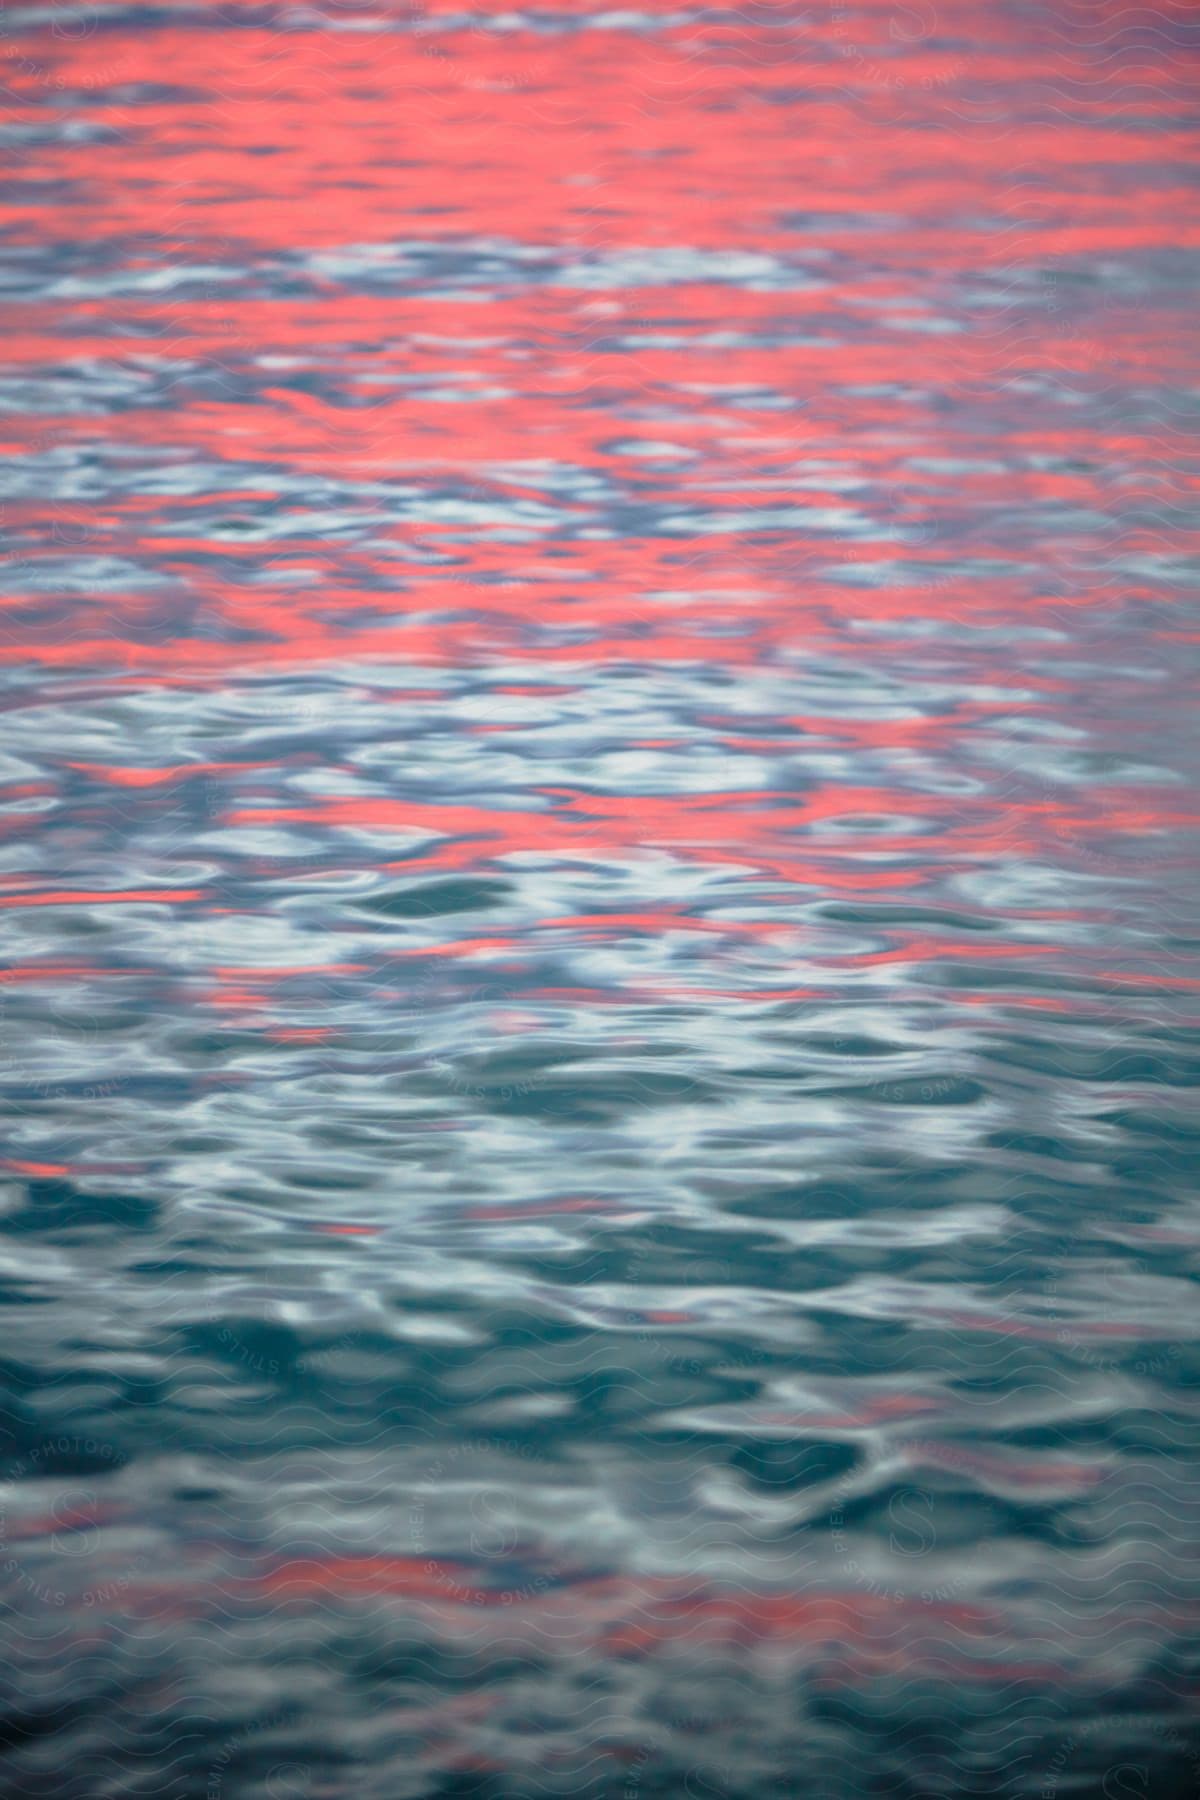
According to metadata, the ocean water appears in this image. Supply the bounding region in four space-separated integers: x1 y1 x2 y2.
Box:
1 0 1199 1795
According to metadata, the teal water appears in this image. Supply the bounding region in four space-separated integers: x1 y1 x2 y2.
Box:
1 0 1199 1794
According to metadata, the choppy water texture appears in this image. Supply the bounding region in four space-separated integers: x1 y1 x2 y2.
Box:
2 0 1200 1794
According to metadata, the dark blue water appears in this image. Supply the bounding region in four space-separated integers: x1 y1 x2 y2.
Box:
1 0 1199 1795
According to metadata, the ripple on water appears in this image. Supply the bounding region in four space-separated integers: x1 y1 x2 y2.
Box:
1 0 1199 1794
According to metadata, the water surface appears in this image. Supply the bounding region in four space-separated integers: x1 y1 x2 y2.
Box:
1 0 1199 1794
